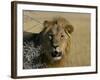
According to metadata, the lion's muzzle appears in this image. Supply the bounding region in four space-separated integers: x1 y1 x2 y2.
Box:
51 45 63 61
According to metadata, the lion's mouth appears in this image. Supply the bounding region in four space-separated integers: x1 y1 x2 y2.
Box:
52 51 62 57
51 47 63 61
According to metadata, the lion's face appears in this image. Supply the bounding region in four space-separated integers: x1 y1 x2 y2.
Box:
42 17 74 62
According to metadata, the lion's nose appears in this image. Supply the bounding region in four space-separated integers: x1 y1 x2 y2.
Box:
56 47 61 52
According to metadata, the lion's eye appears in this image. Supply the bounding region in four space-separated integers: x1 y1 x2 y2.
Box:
49 35 52 39
48 33 53 40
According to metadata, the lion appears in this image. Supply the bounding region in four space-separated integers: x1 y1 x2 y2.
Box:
39 17 74 67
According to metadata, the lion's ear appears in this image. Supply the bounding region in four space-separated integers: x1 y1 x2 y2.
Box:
65 25 74 34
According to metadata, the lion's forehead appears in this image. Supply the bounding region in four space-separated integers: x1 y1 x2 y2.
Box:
51 25 65 33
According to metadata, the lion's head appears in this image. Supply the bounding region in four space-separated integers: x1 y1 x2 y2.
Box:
40 17 74 63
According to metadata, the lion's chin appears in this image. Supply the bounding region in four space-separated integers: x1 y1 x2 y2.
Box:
52 56 62 61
